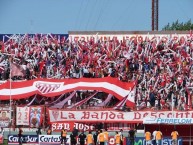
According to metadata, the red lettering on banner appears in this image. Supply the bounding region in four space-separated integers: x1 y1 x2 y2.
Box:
167 112 172 118
185 112 190 118
81 112 90 119
69 113 75 119
74 37 79 42
91 112 99 119
176 112 183 118
134 112 141 119
117 112 124 119
158 113 164 118
151 112 156 118
61 112 76 120
81 37 85 41
109 112 116 119
61 112 67 119
101 112 108 120
143 112 148 118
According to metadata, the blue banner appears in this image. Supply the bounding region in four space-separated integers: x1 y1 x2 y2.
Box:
126 137 183 145
8 135 38 144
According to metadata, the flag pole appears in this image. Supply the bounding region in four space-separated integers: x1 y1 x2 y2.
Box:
171 93 174 118
8 55 13 135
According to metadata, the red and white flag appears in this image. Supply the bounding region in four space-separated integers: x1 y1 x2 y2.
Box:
0 77 136 106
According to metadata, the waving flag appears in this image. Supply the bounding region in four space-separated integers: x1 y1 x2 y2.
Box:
0 77 136 106
50 91 76 109
67 92 98 109
96 94 113 107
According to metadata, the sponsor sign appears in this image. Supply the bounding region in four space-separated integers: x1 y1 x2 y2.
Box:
48 110 193 123
126 137 182 145
0 110 11 127
16 107 30 126
8 135 38 145
38 135 70 145
143 118 193 124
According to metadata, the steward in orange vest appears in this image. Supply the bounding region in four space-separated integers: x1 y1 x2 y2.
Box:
61 128 67 145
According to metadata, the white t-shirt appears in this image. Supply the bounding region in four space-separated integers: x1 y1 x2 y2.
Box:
152 130 157 140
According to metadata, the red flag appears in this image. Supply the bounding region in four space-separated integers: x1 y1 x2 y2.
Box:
10 63 24 77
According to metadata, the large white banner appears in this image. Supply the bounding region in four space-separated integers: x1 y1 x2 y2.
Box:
69 33 189 42
48 109 193 123
16 107 30 125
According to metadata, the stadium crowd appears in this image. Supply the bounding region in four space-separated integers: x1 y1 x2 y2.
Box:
0 33 193 111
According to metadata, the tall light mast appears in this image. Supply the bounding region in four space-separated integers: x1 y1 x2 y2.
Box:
152 0 159 31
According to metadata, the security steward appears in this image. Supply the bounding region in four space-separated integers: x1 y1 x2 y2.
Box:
98 129 106 145
87 130 94 145
61 128 67 145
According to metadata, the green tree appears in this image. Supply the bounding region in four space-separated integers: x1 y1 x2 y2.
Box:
162 19 193 31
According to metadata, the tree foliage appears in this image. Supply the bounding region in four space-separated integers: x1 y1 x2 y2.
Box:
162 19 193 31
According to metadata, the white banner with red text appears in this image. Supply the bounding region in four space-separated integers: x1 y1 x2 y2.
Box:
69 33 190 42
48 109 193 123
0 77 135 106
16 106 43 126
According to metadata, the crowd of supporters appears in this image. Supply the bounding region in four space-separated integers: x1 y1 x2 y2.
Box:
0 33 193 111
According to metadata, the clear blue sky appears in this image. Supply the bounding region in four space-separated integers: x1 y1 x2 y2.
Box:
0 0 193 34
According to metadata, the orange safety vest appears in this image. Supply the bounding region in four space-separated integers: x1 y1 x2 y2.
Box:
171 131 178 140
87 134 93 144
115 134 121 144
145 132 151 141
103 131 109 141
156 131 162 140
62 130 67 137
98 133 105 142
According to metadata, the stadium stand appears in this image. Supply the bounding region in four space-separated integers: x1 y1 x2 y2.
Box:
0 32 193 112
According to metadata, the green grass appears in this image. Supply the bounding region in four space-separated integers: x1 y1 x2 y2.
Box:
3 139 7 145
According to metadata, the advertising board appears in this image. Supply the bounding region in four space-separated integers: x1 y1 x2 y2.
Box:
8 135 38 145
